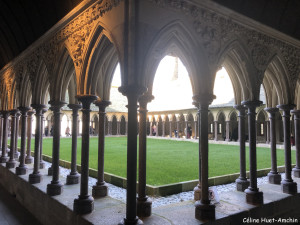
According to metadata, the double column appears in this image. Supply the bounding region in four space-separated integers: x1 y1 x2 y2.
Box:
234 105 249 191
14 112 21 159
6 109 19 168
242 100 263 205
25 111 34 164
0 111 9 163
29 104 46 184
16 107 31 175
265 108 281 184
40 109 47 169
47 101 66 196
118 85 146 225
73 95 97 214
292 110 300 177
92 100 111 198
137 94 154 218
277 104 297 194
193 94 215 220
66 104 82 184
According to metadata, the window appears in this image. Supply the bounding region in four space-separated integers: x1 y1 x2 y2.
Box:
260 123 264 135
218 123 222 134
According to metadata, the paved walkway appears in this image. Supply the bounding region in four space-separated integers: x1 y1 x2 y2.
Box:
0 184 41 225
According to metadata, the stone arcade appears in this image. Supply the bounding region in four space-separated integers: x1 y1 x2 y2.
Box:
0 0 300 224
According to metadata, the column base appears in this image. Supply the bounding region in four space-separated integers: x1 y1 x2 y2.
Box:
25 156 33 164
16 166 28 175
245 188 263 205
118 218 143 225
193 185 201 201
14 152 20 159
235 178 249 192
47 182 63 196
281 180 297 195
6 160 16 169
73 196 94 214
29 173 42 184
48 167 53 176
225 139 230 142
195 201 215 220
92 183 108 198
137 198 152 218
40 161 46 169
268 172 281 184
0 156 9 163
292 167 300 178
66 173 80 185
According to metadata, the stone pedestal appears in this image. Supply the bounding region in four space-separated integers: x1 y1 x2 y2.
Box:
245 188 263 205
235 178 249 192
118 218 143 225
292 168 300 177
29 173 42 184
73 196 94 214
92 183 108 198
193 185 201 201
66 173 80 185
47 182 63 196
16 166 27 175
137 198 152 218
281 180 297 195
268 172 281 184
195 201 215 220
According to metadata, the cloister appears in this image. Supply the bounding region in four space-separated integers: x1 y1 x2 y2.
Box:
0 0 300 224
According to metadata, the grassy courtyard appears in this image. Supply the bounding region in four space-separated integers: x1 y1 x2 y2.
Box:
30 136 295 186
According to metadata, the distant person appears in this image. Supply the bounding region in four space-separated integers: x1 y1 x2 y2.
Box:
45 126 49 136
65 127 71 136
152 125 157 136
291 135 295 146
50 126 53 136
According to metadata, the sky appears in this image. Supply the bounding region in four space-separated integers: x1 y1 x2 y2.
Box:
110 56 235 111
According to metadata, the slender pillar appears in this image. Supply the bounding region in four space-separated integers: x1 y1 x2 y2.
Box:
66 104 82 184
16 107 30 175
225 121 230 141
266 121 270 144
156 121 159 137
185 121 189 139
194 120 198 139
149 122 153 136
25 111 34 164
176 121 180 138
47 101 66 196
277 104 297 194
169 121 172 138
265 108 281 184
14 112 21 159
108 121 112 135
234 105 250 191
125 122 128 135
0 111 9 163
194 94 216 220
118 86 146 225
73 95 97 214
6 109 18 168
39 109 47 169
92 100 111 197
117 121 121 135
0 113 2 152
162 121 165 137
214 121 218 141
243 100 263 205
29 104 46 184
292 110 300 177
137 95 153 217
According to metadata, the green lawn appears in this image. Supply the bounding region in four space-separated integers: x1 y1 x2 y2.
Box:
18 137 296 186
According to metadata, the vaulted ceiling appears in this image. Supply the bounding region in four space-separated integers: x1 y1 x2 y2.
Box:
0 0 299 70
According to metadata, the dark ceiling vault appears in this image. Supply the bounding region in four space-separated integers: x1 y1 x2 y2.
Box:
0 0 299 70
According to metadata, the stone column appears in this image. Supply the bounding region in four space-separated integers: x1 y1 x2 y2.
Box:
156 121 159 137
149 121 153 136
169 121 172 138
0 113 2 152
266 121 270 144
185 121 189 139
66 104 82 184
92 100 110 198
73 95 97 214
14 112 21 159
162 121 165 137
292 110 300 177
0 111 9 163
194 94 216 220
194 120 198 139
29 104 46 184
47 101 66 196
6 109 18 168
242 100 263 205
25 111 34 164
176 121 180 138
225 121 230 141
40 109 47 169
265 108 281 184
137 95 153 218
16 107 30 175
277 104 297 194
125 121 128 135
234 105 249 191
214 121 218 141
118 85 146 225
108 121 112 135
117 121 121 135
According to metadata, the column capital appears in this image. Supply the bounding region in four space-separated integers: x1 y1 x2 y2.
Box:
68 104 82 110
234 104 246 111
264 107 279 114
192 94 216 106
0 111 9 117
31 104 47 112
27 110 35 116
291 110 300 117
10 109 19 116
277 104 295 111
242 100 262 109
94 100 111 112
76 95 97 109
17 106 31 113
49 101 66 111
118 85 147 97
138 94 154 106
